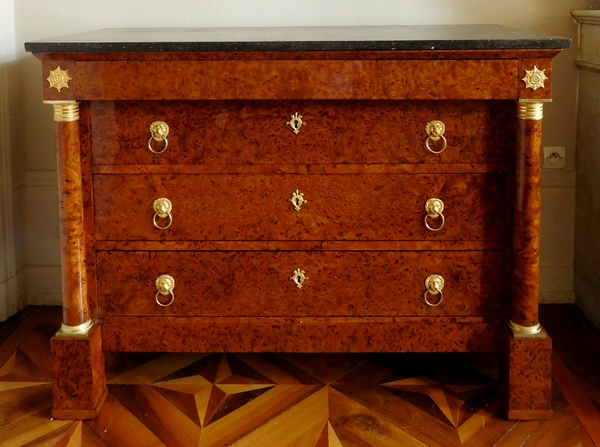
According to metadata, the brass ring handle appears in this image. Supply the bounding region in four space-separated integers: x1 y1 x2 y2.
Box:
148 121 170 154
153 198 173 230
290 268 308 289
424 198 445 232
424 274 444 307
425 214 445 232
155 290 175 307
155 274 175 307
426 136 447 154
288 190 307 211
286 112 305 134
425 120 447 154
153 213 173 230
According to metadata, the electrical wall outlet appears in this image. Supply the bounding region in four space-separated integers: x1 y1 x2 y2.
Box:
543 146 565 169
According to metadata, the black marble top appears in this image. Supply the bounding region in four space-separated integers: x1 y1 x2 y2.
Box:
24 25 571 53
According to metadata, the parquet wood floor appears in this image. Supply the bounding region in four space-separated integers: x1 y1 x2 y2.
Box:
0 306 599 447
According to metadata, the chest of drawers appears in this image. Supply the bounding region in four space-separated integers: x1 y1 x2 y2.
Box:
25 25 570 421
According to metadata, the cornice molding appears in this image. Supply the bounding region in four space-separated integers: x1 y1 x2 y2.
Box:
571 10 600 71
571 10 600 25
576 59 600 73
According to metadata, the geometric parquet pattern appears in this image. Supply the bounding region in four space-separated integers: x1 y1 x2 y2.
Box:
0 321 596 446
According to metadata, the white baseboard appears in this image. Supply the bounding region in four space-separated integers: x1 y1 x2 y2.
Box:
0 269 26 321
539 291 575 304
575 272 600 329
24 265 62 306
25 293 63 306
577 299 600 330
24 170 58 188
539 264 574 299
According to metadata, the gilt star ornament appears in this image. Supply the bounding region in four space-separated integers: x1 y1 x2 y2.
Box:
46 66 72 92
521 66 548 91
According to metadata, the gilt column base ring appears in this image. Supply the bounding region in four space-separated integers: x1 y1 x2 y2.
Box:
508 319 542 336
55 319 94 338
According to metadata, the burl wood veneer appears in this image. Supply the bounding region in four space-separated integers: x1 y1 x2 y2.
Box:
54 118 90 327
501 326 553 420
25 25 570 420
96 250 504 317
89 100 509 165
93 173 505 242
50 325 107 419
101 317 500 353
42 59 519 101
511 118 543 328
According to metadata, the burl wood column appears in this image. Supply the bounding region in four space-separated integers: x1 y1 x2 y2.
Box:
502 100 552 420
45 100 107 419
510 101 544 333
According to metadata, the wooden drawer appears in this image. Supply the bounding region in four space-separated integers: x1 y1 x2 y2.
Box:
89 100 509 165
96 250 504 317
93 173 505 241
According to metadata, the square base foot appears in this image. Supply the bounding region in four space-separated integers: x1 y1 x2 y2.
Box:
51 324 107 419
508 409 553 420
52 388 108 420
501 325 553 420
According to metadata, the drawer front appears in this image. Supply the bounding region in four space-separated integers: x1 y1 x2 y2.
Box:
93 173 505 241
96 251 504 317
89 100 508 165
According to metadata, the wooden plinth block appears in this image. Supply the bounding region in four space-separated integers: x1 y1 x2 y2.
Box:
501 325 552 420
51 324 106 419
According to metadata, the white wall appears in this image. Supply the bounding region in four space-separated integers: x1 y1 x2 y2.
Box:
573 10 600 328
0 0 25 321
5 0 587 310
